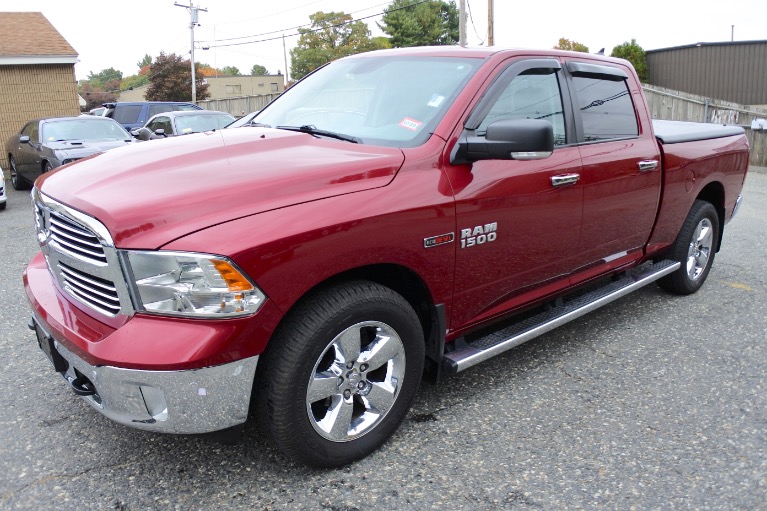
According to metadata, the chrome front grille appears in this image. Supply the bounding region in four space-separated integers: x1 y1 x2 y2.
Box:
58 262 121 315
50 211 107 264
32 188 134 321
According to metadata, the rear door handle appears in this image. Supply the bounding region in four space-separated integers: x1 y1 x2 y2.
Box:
551 173 580 187
638 160 659 172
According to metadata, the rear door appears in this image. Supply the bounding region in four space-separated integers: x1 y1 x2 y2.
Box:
449 58 585 329
562 59 661 278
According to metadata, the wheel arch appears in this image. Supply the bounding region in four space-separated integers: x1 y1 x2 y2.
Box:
302 263 435 343
262 263 443 376
696 181 725 252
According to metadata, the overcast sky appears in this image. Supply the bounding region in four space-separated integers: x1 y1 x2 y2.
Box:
3 0 766 81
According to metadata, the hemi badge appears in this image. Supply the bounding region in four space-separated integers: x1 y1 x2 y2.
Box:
424 232 455 248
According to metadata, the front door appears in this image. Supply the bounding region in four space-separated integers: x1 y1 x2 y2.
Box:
448 59 584 330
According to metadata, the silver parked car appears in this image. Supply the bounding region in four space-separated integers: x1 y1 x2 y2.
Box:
132 110 235 141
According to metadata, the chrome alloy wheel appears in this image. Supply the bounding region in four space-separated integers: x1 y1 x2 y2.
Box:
686 217 714 281
306 321 406 442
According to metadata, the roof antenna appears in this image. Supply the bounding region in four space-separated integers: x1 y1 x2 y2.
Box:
595 48 605 55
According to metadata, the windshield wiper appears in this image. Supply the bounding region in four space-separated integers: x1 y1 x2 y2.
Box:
276 125 360 144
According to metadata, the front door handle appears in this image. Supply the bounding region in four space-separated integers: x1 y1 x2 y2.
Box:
638 160 659 172
551 173 580 187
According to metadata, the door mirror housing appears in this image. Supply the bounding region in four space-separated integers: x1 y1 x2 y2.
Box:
451 119 554 164
19 135 30 144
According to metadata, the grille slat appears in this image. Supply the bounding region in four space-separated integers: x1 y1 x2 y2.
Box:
49 212 107 264
59 263 121 315
51 233 108 261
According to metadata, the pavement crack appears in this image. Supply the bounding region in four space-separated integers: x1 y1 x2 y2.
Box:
1 460 138 504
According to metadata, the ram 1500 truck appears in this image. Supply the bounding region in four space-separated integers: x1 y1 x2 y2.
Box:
24 47 749 467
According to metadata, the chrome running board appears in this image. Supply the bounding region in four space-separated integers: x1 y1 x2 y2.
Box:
443 259 681 374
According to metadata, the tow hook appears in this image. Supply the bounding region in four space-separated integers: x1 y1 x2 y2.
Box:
67 374 97 397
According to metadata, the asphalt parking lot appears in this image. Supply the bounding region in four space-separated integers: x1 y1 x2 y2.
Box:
1 169 765 510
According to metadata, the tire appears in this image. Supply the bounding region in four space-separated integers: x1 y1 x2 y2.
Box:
658 200 719 295
43 161 53 173
0 202 5 211
257 281 425 467
9 156 29 191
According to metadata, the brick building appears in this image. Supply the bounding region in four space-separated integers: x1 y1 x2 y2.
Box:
0 12 79 170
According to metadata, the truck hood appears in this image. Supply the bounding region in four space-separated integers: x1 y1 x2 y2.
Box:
37 128 405 248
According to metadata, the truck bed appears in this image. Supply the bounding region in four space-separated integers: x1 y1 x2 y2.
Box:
652 119 745 144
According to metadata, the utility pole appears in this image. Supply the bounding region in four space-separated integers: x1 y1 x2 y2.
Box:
175 1 207 103
282 33 289 88
487 0 494 46
459 0 467 47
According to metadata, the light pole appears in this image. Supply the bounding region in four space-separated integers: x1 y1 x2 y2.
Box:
175 2 207 103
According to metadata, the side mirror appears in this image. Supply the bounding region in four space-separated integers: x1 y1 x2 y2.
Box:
451 119 554 164
154 128 166 137
134 127 153 141
19 135 30 144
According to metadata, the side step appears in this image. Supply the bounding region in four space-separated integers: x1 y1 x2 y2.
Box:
443 259 680 374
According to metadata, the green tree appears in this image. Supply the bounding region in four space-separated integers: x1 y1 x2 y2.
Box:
250 64 268 75
120 73 149 92
611 39 648 82
86 67 123 89
146 52 210 102
378 0 458 47
220 65 241 76
136 54 152 69
290 11 387 81
554 38 589 52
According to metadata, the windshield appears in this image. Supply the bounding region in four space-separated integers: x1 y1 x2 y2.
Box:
254 55 481 147
176 113 235 134
42 119 130 142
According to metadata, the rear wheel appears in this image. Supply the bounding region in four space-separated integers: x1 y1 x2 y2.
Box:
257 281 424 467
658 200 719 295
9 156 28 190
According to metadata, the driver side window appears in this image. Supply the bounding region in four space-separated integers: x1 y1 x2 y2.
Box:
478 71 566 146
22 123 39 143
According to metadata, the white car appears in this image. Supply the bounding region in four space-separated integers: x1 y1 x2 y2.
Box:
0 166 7 210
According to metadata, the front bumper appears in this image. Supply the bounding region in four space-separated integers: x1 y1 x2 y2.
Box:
30 314 258 434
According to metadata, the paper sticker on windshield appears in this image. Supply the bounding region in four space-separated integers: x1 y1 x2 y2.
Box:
427 94 445 108
399 118 423 131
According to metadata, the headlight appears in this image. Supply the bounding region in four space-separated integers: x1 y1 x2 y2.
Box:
124 251 266 318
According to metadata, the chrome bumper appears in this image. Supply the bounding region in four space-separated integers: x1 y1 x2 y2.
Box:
32 316 258 434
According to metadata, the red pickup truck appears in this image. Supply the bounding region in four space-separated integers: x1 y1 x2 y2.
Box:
24 47 749 467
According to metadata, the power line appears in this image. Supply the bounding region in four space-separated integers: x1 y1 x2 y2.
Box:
199 1 394 44
205 0 432 49
465 0 486 45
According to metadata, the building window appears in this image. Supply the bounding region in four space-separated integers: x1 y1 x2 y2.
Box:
225 84 242 95
271 83 279 92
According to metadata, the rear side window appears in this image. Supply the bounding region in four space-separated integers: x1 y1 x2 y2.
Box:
112 105 143 124
572 77 638 141
148 104 175 117
175 104 200 111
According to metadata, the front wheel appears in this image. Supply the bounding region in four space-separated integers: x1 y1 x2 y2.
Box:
9 156 28 191
256 281 424 467
658 200 720 295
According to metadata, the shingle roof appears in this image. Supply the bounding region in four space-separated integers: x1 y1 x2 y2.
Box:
0 12 77 57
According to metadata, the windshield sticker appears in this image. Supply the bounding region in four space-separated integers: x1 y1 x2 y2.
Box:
427 94 445 108
399 118 423 131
